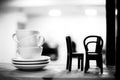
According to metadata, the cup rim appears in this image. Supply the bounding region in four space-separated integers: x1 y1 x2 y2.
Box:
18 46 43 49
16 29 40 32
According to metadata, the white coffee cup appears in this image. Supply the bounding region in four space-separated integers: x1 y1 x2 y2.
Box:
12 30 39 41
17 35 45 47
17 47 43 59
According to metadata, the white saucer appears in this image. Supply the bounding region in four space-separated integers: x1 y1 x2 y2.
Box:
12 60 50 65
13 64 47 70
12 56 50 62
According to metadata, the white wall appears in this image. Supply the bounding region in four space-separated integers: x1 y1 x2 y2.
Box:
26 15 106 64
0 10 106 63
0 11 27 63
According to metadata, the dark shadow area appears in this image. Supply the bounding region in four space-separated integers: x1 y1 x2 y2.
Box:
42 76 53 80
42 42 59 61
0 73 18 80
106 0 115 66
0 0 11 8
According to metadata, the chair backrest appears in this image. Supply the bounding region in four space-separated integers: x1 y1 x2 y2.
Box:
83 35 103 54
66 36 72 56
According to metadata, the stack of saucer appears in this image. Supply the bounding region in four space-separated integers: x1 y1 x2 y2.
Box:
12 55 50 70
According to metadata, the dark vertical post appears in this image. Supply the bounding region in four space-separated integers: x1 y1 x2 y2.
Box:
106 0 115 66
116 0 119 78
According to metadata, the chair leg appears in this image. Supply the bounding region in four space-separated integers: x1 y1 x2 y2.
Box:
68 57 72 71
100 65 103 74
96 60 99 67
98 55 103 74
66 56 70 70
97 56 103 74
81 56 84 71
99 57 103 74
84 59 89 73
78 57 80 69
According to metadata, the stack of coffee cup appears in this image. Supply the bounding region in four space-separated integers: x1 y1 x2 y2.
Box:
12 30 45 59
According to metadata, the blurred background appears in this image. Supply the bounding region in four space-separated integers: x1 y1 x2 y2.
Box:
0 0 106 64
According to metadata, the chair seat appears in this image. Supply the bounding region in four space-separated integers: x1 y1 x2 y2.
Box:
87 55 102 60
88 52 98 55
71 53 84 58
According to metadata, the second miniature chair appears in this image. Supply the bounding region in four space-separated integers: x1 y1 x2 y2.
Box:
83 35 104 74
66 36 84 71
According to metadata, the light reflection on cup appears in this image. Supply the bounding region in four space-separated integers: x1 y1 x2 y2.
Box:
18 47 43 59
17 35 45 47
12 30 39 41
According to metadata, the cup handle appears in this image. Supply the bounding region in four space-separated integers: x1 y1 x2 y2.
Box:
38 36 45 46
12 33 18 43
